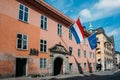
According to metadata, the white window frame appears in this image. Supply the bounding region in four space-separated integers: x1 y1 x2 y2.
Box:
40 58 47 69
69 29 72 40
18 4 29 23
40 15 48 30
57 24 62 36
40 39 47 52
16 33 28 50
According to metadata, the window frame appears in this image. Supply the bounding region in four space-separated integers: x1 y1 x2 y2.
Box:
40 39 47 52
40 15 48 30
69 29 72 40
57 24 62 36
16 33 28 50
40 58 47 69
18 4 29 23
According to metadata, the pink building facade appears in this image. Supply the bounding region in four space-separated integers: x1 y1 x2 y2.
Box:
0 0 96 77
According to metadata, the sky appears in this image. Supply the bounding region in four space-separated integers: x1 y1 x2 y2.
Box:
45 0 120 52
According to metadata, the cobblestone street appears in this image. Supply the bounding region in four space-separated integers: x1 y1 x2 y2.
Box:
1 70 120 80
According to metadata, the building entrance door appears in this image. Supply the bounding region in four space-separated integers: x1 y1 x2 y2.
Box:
16 58 27 77
54 57 63 75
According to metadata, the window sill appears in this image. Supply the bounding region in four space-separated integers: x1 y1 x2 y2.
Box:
16 48 28 51
18 19 29 24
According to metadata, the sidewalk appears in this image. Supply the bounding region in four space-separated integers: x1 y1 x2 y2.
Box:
1 69 120 80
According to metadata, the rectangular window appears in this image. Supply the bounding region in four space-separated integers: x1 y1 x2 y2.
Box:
40 39 47 52
69 29 72 40
84 63 86 71
17 33 28 50
78 63 81 67
84 50 86 58
90 52 92 58
69 47 73 55
40 15 47 30
18 4 29 23
78 49 81 57
57 24 62 36
40 58 47 68
69 63 73 71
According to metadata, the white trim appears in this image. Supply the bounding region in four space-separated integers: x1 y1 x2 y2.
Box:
16 33 28 50
18 3 29 23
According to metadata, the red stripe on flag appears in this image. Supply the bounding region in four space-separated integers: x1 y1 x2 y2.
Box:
76 18 84 38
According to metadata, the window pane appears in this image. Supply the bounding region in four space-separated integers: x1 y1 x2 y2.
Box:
24 12 28 22
44 22 47 30
20 4 23 10
25 7 28 12
17 39 22 48
19 10 23 20
23 35 27 40
17 34 22 38
40 44 43 51
40 40 43 43
23 41 27 49
44 45 46 52
41 20 43 28
41 15 43 19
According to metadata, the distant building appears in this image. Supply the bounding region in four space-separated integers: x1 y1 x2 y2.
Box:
95 27 115 71
115 51 120 68
0 0 96 78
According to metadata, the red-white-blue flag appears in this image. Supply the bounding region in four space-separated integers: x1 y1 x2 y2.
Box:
70 18 84 44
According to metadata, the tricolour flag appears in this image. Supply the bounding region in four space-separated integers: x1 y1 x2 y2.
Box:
70 18 84 44
88 33 97 50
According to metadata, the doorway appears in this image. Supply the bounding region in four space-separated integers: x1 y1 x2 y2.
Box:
16 58 27 77
54 57 63 75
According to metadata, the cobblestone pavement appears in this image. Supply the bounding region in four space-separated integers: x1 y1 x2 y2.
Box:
1 69 120 80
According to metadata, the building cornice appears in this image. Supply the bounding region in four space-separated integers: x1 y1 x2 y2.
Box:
23 0 74 27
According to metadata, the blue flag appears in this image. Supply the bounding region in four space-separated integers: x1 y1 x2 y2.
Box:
88 33 97 50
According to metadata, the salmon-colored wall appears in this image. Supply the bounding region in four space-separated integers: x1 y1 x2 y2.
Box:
0 0 95 76
40 17 96 72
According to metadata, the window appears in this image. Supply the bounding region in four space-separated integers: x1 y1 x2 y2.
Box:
78 49 81 57
57 24 62 36
84 63 86 71
41 15 47 30
84 50 86 58
84 38 86 45
69 47 73 55
40 40 47 52
89 63 92 67
69 29 72 40
78 63 81 67
18 4 29 23
90 52 92 58
40 58 47 68
69 63 73 71
17 33 28 50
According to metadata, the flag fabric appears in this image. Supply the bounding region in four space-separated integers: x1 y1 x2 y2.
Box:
70 18 84 44
88 33 97 50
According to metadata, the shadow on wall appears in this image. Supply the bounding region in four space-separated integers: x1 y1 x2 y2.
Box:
73 56 83 74
87 59 93 73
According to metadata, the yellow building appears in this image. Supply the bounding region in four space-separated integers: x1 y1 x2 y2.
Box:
95 27 115 71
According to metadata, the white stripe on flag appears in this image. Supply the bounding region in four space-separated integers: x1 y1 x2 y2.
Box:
73 23 84 42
